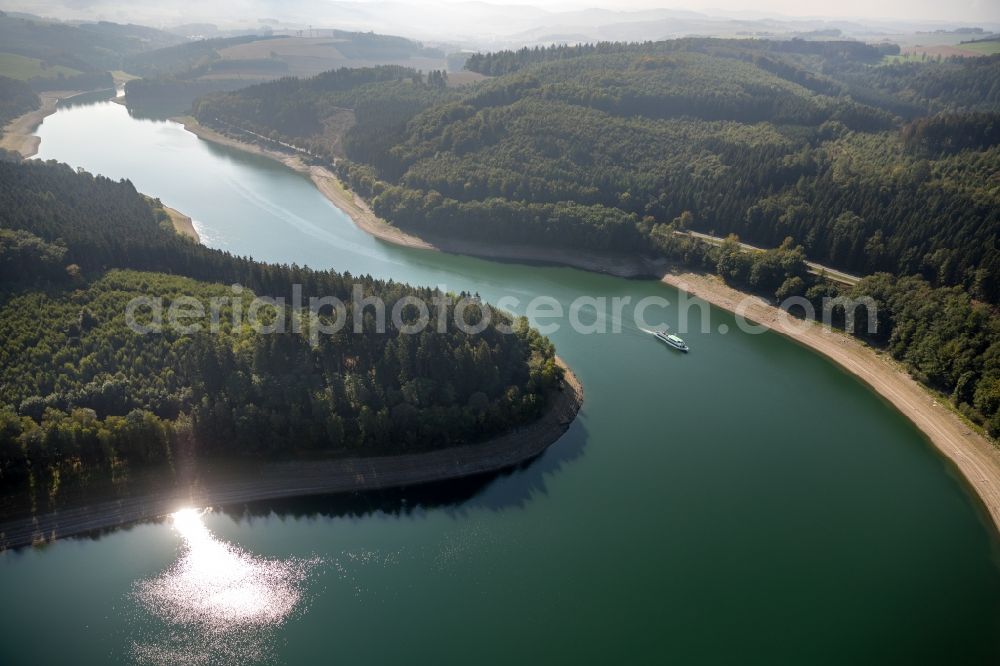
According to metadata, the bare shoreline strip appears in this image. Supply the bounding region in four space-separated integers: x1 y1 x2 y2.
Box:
661 271 1000 534
0 91 85 158
0 361 582 551
142 195 201 243
178 117 663 277
164 204 200 243
1 96 203 246
176 116 1000 535
0 111 583 548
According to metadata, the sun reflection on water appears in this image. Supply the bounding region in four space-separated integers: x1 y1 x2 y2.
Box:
131 507 320 664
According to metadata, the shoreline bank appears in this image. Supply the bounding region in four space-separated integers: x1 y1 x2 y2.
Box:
661 270 1000 534
2 98 203 245
0 359 582 550
144 195 200 243
163 204 200 243
177 116 1000 535
178 117 663 277
0 90 85 158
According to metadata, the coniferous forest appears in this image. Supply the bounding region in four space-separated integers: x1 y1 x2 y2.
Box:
4 3 1000 658
195 43 1000 300
0 76 38 126
191 39 1000 437
0 158 563 486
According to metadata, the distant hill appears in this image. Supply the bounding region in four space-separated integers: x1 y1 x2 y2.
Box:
123 30 451 114
190 37 1000 438
0 13 185 91
196 39 1000 295
123 29 447 82
122 35 283 79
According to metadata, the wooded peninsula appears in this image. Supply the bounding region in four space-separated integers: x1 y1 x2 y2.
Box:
0 156 575 510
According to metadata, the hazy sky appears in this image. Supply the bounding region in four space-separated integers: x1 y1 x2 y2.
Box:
467 0 999 24
7 0 999 28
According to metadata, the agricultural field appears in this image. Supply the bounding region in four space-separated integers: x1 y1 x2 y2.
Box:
961 40 1000 55
883 46 988 63
212 35 449 80
0 53 82 80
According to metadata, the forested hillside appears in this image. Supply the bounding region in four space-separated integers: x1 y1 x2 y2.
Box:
0 76 38 125
194 39 1000 303
194 65 453 160
0 159 563 486
0 13 183 91
189 38 1000 438
123 30 449 114
121 35 277 79
646 232 1000 438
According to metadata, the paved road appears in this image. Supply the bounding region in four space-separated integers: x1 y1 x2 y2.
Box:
677 230 862 287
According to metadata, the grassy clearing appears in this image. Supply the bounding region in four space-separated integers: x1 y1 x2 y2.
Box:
0 52 81 80
882 43 999 64
881 53 926 64
111 70 140 82
961 40 1000 55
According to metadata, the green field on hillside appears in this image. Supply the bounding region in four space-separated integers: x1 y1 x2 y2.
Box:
0 52 82 80
962 40 1000 55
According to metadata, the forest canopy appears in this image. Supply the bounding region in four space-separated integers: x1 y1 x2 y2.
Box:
194 40 1000 303
0 159 563 487
189 37 1000 439
0 75 38 126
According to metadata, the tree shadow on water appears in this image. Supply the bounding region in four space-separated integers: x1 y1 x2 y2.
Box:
218 419 590 527
1 419 590 551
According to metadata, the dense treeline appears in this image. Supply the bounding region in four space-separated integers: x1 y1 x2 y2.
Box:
465 53 894 128
0 14 181 71
123 77 252 116
194 66 456 168
195 65 424 139
0 159 563 486
327 30 445 60
0 228 67 283
187 39 1000 436
464 38 895 76
831 54 1000 115
847 271 1000 436
0 75 38 125
121 35 274 79
120 36 289 114
122 30 440 79
648 228 1000 437
193 44 1000 302
902 112 1000 154
0 14 180 91
120 29 443 110
466 42 634 75
25 70 113 93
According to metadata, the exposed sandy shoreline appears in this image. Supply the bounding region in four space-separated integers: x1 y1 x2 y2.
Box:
177 116 1000 534
2 97 202 246
163 204 200 243
0 360 582 550
0 90 84 158
661 271 1000 533
143 195 200 243
178 117 664 277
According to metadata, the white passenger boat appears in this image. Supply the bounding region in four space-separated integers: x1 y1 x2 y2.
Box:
645 329 689 352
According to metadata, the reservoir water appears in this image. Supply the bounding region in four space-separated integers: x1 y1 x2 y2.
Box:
2 100 998 664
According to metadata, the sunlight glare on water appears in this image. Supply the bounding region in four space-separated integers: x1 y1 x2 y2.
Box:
130 508 320 664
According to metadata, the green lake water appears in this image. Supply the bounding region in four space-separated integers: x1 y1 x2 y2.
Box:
1 100 998 664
